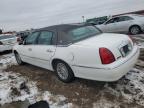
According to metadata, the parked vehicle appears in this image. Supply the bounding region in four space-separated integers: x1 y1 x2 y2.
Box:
13 24 139 83
86 16 109 25
96 14 144 35
0 34 19 52
16 31 30 41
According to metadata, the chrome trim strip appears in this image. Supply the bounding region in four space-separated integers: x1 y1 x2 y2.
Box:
72 65 109 70
19 53 50 62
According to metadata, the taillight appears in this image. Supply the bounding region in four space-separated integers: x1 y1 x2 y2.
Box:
0 41 3 45
99 48 115 64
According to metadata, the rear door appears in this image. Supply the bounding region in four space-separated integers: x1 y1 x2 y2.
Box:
98 17 119 33
31 31 56 70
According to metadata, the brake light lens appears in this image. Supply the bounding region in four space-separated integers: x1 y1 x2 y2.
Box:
99 48 115 64
0 41 3 45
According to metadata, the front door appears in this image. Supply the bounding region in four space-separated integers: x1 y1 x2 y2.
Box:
98 18 118 33
19 32 40 64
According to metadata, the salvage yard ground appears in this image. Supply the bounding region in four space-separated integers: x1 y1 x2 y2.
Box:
0 34 144 108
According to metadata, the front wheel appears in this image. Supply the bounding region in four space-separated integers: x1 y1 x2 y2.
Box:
14 53 24 65
55 61 74 83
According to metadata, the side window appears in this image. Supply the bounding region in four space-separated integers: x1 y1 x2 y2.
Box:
117 17 124 22
38 31 53 45
116 16 133 22
121 16 133 21
106 18 119 24
25 32 39 45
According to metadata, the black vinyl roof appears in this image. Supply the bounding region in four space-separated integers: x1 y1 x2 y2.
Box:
32 23 101 45
35 23 92 32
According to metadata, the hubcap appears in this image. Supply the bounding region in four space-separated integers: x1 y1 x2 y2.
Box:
56 63 68 80
131 27 139 34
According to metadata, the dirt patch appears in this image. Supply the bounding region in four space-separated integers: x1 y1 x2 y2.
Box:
6 64 104 107
5 64 143 108
0 101 29 108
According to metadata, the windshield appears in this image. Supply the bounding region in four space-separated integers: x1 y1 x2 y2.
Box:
68 26 101 42
0 35 15 40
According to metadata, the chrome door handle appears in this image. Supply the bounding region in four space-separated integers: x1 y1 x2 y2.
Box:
47 49 53 53
28 48 32 51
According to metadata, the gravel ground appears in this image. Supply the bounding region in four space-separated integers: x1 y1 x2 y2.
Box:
0 34 144 108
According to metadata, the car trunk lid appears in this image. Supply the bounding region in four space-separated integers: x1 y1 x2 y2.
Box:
73 33 133 61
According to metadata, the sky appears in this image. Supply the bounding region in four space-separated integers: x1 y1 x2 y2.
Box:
0 0 144 31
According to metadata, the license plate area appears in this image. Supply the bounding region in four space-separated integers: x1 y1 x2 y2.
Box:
119 43 132 57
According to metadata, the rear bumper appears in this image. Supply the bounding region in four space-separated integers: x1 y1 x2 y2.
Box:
72 45 140 81
0 45 13 52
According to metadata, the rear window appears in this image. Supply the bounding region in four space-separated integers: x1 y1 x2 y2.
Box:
57 26 101 45
68 26 101 42
0 35 15 40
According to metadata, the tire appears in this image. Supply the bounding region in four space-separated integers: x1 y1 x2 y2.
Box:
14 52 24 65
129 25 141 35
55 61 74 83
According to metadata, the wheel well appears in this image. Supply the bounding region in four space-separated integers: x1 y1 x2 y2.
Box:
13 50 18 54
52 59 71 70
129 25 141 32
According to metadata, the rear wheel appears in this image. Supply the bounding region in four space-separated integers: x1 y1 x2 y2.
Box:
129 25 141 35
14 52 24 65
55 61 74 83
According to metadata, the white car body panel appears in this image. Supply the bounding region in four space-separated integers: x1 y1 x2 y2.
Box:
13 33 139 82
71 45 139 81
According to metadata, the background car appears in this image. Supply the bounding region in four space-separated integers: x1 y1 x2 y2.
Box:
86 16 109 25
96 14 144 35
13 24 139 83
0 34 19 52
16 31 30 41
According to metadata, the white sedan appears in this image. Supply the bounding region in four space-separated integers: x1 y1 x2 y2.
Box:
13 24 139 83
0 34 18 52
96 14 144 35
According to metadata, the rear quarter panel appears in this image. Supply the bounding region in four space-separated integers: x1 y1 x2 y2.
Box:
69 45 101 67
52 45 101 68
